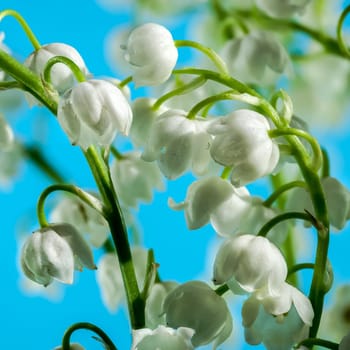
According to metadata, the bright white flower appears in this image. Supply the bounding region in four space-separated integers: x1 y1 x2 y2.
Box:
163 281 233 348
208 109 280 186
57 79 132 149
131 326 194 350
130 98 167 148
255 0 312 18
340 331 350 350
54 343 85 350
50 193 109 247
0 113 14 150
111 151 164 208
96 247 148 312
142 109 213 179
221 31 291 85
213 234 287 294
123 23 178 86
286 177 350 231
169 176 250 232
21 224 96 286
24 43 89 94
242 284 314 350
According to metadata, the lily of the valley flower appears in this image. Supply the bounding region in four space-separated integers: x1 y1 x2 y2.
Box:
131 326 194 350
163 281 233 348
110 151 164 208
21 224 96 286
213 234 287 294
208 109 280 186
57 79 132 149
255 0 312 18
142 109 213 179
24 42 89 95
123 23 178 86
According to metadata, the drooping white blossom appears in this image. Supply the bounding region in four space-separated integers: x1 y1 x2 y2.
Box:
213 234 287 294
221 31 291 85
21 224 96 286
163 281 233 348
255 0 312 18
24 43 89 95
122 23 178 86
131 326 194 350
57 79 132 149
111 151 164 208
142 109 213 179
208 109 280 186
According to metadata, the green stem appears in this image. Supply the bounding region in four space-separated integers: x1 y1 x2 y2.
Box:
175 39 229 75
118 75 132 88
36 184 105 228
215 283 229 296
61 322 118 350
336 5 350 59
0 81 22 90
0 9 41 50
84 146 145 329
287 263 315 278
296 337 339 350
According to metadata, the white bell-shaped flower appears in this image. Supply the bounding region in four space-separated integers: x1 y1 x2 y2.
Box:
123 23 178 86
142 109 213 179
221 31 290 85
57 79 132 149
110 151 164 208
131 326 194 350
96 247 148 312
286 176 350 231
50 193 109 247
213 234 287 294
24 42 89 95
163 281 233 348
242 283 314 350
208 109 280 186
0 113 14 150
255 0 312 18
21 224 96 286
169 176 250 232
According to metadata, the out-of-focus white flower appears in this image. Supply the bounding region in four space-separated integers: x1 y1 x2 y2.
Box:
57 79 132 149
131 326 194 350
255 0 312 18
50 193 109 248
111 151 164 208
221 31 291 85
208 109 280 186
142 109 213 179
96 247 148 312
340 331 350 350
286 177 350 231
54 343 85 350
213 234 287 294
0 113 14 150
130 98 167 148
163 281 233 348
122 23 178 86
24 43 89 95
21 224 96 286
242 284 314 350
0 141 22 189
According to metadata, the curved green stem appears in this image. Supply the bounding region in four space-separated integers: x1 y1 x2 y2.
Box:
118 75 132 88
36 184 105 228
0 9 41 50
257 211 314 237
337 5 350 59
61 322 118 350
43 56 86 84
296 337 339 350
321 147 330 178
0 81 22 90
175 39 229 75
263 180 307 207
287 263 315 278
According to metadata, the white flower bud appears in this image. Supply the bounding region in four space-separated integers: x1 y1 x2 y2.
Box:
123 23 178 86
57 79 132 149
208 109 280 186
132 326 194 350
21 224 96 286
213 234 287 294
255 0 312 18
163 281 233 348
24 43 89 94
142 109 213 179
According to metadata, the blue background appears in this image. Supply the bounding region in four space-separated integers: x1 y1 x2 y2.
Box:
1 1 350 349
